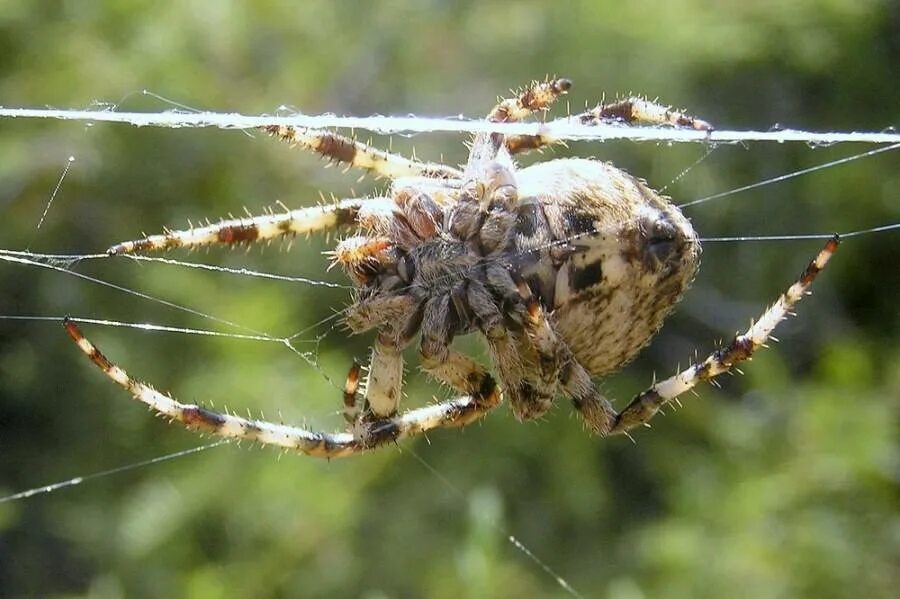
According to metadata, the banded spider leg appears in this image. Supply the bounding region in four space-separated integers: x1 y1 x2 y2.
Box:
505 95 713 155
64 237 838 456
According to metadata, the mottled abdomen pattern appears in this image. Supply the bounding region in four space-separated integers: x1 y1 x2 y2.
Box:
510 159 700 375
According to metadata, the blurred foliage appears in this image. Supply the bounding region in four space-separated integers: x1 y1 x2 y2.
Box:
0 1 898 597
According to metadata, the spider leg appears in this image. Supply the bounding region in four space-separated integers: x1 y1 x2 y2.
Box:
360 329 409 418
106 197 395 255
487 77 573 123
344 292 425 421
477 265 561 420
345 293 419 335
419 294 455 371
416 294 503 424
465 278 545 418
465 77 572 176
559 352 617 435
611 237 840 435
64 319 498 458
417 292 498 399
505 95 712 155
504 133 566 156
517 283 561 384
487 282 616 432
264 125 462 180
511 275 618 434
581 97 713 131
413 343 503 438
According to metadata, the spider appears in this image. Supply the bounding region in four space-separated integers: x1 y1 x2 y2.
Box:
65 78 839 458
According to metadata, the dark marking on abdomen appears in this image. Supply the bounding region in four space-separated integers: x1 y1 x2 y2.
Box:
563 209 597 237
570 260 603 293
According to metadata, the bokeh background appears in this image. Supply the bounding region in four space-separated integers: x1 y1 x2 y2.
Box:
1 1 898 597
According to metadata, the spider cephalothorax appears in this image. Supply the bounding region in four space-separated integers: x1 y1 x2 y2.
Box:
66 78 838 457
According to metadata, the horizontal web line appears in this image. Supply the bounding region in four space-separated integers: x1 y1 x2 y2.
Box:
1 107 898 145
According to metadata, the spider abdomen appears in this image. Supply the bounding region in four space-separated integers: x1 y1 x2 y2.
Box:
513 158 700 374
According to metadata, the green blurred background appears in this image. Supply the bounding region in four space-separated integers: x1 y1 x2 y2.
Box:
1 1 898 597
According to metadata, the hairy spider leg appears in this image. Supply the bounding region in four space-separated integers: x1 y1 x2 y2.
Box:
610 236 840 435
488 77 573 123
106 197 394 255
64 319 499 458
492 265 618 434
264 125 462 180
410 282 505 427
360 328 413 419
517 292 565 410
478 263 563 420
583 97 714 131
342 296 419 423
465 77 572 177
559 352 618 435
505 96 713 155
